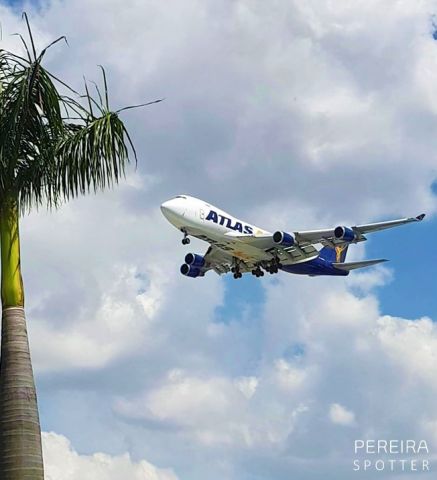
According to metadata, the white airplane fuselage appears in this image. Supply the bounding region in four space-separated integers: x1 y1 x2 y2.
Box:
161 194 273 262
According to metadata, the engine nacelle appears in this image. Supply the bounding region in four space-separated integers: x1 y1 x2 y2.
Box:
273 231 295 247
180 263 201 278
185 253 205 267
334 226 357 242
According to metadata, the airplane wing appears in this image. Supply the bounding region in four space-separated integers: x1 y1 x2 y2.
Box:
224 231 319 265
200 245 272 275
202 245 234 274
353 213 425 234
295 213 425 246
190 238 318 277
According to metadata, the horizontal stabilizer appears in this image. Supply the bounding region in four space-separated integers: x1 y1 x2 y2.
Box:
332 259 388 271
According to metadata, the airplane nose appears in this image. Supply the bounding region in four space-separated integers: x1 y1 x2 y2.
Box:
160 198 185 221
160 200 172 216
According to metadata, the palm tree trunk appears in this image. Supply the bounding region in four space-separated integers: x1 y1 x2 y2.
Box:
0 200 44 479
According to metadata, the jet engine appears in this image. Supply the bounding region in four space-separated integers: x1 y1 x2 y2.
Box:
334 226 357 242
180 263 201 278
273 231 295 247
185 253 205 267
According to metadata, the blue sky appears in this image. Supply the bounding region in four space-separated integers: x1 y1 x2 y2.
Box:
1 0 31 8
367 217 437 319
2 1 437 479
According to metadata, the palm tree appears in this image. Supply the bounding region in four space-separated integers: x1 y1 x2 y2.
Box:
0 16 160 479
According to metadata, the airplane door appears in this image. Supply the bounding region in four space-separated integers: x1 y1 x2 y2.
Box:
199 208 206 221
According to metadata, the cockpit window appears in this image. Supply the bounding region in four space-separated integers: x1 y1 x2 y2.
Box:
175 195 187 199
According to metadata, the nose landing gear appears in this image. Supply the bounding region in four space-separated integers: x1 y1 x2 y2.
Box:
181 229 190 245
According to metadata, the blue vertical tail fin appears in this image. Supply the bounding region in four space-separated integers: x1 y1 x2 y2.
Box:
319 244 349 263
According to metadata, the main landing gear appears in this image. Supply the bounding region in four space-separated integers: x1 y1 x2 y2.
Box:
231 257 282 280
231 259 243 279
181 229 190 245
266 258 282 274
251 266 264 278
231 266 242 279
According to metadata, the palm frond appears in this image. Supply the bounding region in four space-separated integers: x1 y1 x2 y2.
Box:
56 112 132 200
116 97 164 113
0 15 161 213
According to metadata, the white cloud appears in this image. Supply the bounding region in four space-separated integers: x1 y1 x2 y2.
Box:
115 369 253 447
110 278 437 476
346 265 393 293
21 0 437 226
376 315 437 385
23 192 169 372
329 403 356 427
43 432 178 480
235 376 258 399
143 371 234 426
274 359 308 391
115 366 312 451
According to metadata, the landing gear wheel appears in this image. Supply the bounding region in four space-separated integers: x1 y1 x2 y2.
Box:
273 258 282 270
181 229 190 245
232 257 243 279
253 266 263 278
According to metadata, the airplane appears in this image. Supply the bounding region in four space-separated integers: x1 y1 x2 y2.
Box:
160 195 425 279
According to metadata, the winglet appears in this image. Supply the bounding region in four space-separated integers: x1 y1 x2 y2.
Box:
416 213 426 221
